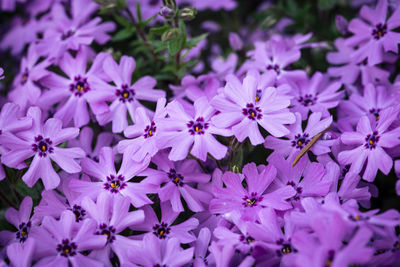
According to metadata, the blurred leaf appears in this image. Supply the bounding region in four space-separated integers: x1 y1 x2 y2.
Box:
14 180 40 201
185 33 208 48
113 27 135 41
150 25 172 35
318 0 338 10
114 14 131 28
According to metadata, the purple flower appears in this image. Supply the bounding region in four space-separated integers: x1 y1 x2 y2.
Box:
183 0 237 11
81 192 145 265
0 0 26 11
265 112 333 159
118 98 167 162
211 71 295 145
36 0 115 60
94 55 165 133
345 0 400 65
336 15 349 35
338 107 400 181
6 238 35 267
0 197 35 246
327 38 391 85
211 53 238 80
169 74 221 101
39 48 111 127
31 210 106 266
157 97 231 161
289 72 343 120
210 163 296 220
126 234 194 267
193 228 213 267
133 202 199 243
0 67 4 80
229 32 243 51
141 152 211 212
69 147 155 207
1 107 84 190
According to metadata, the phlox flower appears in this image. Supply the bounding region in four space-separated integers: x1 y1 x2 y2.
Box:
345 0 400 65
158 97 231 161
133 202 199 243
211 70 295 145
31 210 107 266
193 228 213 267
1 107 84 190
69 147 155 207
338 107 400 181
81 192 145 266
169 74 221 101
6 238 35 267
94 55 165 133
265 112 333 159
118 98 167 162
141 152 212 212
210 163 296 220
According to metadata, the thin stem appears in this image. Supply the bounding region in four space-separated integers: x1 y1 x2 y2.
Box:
125 8 161 63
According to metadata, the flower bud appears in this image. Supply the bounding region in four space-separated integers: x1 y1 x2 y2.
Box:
160 6 175 19
163 0 176 9
229 32 243 51
335 15 348 35
179 7 197 21
162 28 179 42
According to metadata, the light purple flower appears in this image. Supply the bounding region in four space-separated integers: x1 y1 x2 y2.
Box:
69 146 155 207
229 32 243 51
265 112 333 159
81 192 144 265
31 210 106 266
210 163 296 220
345 0 400 65
338 107 400 181
39 48 110 127
118 98 167 162
6 238 35 267
211 70 295 145
94 55 165 133
169 74 221 101
289 72 343 120
1 107 84 190
0 68 4 80
141 152 212 212
158 97 231 161
133 202 199 243
0 0 26 11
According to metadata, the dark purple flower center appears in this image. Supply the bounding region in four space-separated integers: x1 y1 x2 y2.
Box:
104 174 127 193
298 94 317 107
276 239 296 256
187 117 209 135
393 241 400 252
168 169 184 187
21 68 29 85
364 131 380 150
242 103 262 121
16 221 31 243
372 23 387 40
266 64 281 75
153 222 170 239
144 121 157 138
32 135 54 157
291 133 310 149
369 108 380 121
61 30 75 40
96 224 116 244
324 250 335 267
286 181 303 201
57 239 77 257
240 234 255 244
154 265 167 267
70 204 86 222
242 192 263 207
70 76 90 97
116 84 135 103
348 214 369 222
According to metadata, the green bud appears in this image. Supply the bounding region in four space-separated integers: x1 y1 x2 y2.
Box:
162 0 176 9
179 7 197 21
161 28 179 42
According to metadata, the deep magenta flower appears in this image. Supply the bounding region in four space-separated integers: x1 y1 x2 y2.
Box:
1 107 84 190
133 202 199 243
94 55 165 133
39 48 111 127
338 107 400 181
141 152 211 212
211 70 295 145
31 210 107 266
82 192 145 265
157 97 232 161
345 0 400 65
69 147 156 207
265 112 333 159
210 163 296 220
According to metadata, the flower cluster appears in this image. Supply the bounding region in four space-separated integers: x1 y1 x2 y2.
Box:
0 0 400 266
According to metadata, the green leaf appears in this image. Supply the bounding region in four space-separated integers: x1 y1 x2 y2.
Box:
14 180 40 201
167 31 185 55
150 25 172 35
185 33 208 48
113 27 135 41
318 0 337 10
230 149 243 173
136 2 142 22
114 14 132 28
